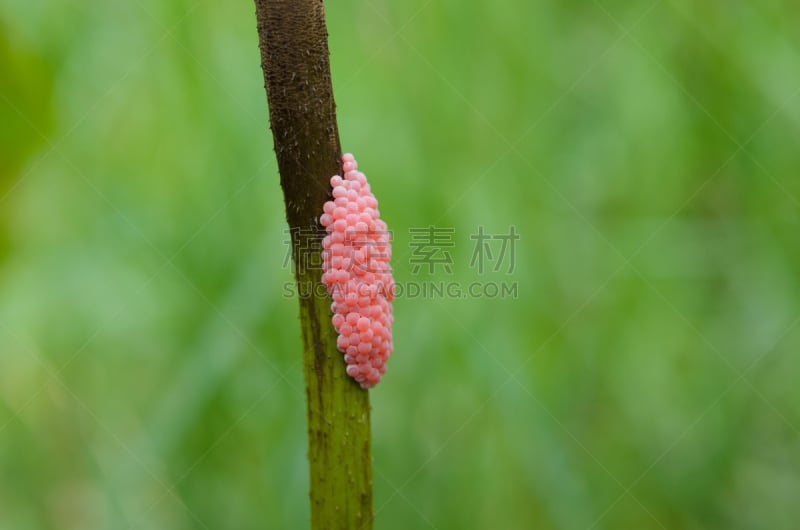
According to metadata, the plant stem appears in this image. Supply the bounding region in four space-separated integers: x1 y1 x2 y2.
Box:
253 1 373 528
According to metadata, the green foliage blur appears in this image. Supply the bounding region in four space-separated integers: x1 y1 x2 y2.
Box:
2 1 799 528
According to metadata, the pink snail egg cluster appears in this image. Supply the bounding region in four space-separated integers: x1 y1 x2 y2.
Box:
320 153 394 389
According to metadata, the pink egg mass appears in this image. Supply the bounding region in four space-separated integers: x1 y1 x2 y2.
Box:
320 153 394 389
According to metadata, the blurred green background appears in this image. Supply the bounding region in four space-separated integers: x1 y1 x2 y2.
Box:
2 0 800 528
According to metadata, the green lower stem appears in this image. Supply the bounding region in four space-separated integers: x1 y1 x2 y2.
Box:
298 266 373 529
